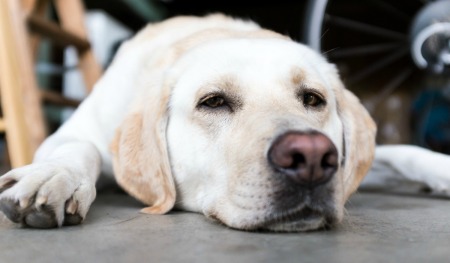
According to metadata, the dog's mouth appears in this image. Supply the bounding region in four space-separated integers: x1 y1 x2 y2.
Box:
206 198 338 232
258 207 331 232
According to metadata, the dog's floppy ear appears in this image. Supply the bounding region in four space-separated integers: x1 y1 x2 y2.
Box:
334 78 377 200
110 78 175 215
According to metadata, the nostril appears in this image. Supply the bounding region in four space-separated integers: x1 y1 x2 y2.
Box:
289 153 306 169
321 151 338 169
321 151 338 178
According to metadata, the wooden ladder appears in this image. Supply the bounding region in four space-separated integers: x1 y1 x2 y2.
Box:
0 0 102 168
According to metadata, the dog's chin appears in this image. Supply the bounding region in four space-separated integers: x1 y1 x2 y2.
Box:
258 208 329 232
210 206 335 232
261 216 326 232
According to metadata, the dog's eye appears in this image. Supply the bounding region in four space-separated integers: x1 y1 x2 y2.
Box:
303 92 325 107
200 95 227 109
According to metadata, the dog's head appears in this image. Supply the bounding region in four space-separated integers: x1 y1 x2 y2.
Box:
111 23 376 232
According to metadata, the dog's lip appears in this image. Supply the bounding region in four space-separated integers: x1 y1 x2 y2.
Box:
258 207 325 231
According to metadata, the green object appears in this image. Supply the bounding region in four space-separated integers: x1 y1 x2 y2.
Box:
126 0 167 21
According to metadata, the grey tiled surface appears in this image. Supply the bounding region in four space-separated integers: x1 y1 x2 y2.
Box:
1 191 450 263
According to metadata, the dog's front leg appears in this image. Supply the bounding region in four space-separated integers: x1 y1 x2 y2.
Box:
0 140 101 228
362 145 450 194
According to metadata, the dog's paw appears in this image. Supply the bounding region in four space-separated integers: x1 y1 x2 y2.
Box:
416 163 450 196
0 163 96 228
423 176 450 196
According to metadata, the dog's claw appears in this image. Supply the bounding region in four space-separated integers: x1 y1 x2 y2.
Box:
62 198 83 226
36 196 48 207
65 198 78 215
19 195 36 209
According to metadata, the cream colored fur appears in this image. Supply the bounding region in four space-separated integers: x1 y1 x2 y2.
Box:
0 14 449 231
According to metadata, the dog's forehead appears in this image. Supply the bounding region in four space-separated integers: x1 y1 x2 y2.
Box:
175 38 331 88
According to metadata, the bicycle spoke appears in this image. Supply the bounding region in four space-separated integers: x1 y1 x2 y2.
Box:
367 0 410 23
365 67 415 109
327 43 405 59
347 47 409 84
325 15 407 40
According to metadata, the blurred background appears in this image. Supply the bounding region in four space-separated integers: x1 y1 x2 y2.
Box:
0 0 449 169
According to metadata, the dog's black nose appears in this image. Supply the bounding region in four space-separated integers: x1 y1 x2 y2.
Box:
268 131 338 187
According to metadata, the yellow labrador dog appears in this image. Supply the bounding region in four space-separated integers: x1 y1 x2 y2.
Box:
1 15 449 231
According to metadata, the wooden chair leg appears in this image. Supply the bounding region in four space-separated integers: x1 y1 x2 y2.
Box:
0 0 47 167
21 0 39 15
54 0 103 92
0 0 100 167
25 0 50 60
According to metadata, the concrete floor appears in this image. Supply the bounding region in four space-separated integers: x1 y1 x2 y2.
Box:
1 189 450 263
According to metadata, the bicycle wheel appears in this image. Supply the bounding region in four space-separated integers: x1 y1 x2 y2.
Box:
303 0 450 144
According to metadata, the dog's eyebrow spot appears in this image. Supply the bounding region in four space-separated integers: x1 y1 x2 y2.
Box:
197 75 239 94
215 75 240 93
290 67 305 86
